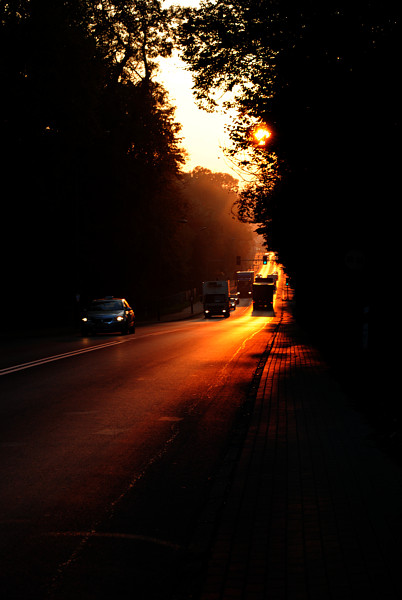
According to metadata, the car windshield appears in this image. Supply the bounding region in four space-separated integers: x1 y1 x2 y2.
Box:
89 300 123 311
205 294 226 303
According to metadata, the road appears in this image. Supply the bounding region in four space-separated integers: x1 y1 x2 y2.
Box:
0 262 283 599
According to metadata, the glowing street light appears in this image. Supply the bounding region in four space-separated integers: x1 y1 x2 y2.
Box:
250 124 272 148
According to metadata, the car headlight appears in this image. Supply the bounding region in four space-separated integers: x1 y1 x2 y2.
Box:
116 316 124 321
82 317 88 322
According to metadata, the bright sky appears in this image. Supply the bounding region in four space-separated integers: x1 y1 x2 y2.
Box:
159 0 238 178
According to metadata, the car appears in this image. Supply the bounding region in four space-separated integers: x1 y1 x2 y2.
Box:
81 297 135 335
229 296 237 310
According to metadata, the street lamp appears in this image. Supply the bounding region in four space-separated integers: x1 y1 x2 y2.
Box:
249 123 272 148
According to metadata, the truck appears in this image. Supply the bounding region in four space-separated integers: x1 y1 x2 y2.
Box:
235 270 255 297
255 273 278 288
202 280 230 318
252 282 275 311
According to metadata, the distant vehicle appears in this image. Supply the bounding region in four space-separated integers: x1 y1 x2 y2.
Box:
81 297 135 335
252 282 275 311
202 280 230 318
235 271 255 297
229 297 237 310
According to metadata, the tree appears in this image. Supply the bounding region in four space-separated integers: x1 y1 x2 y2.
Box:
179 168 256 285
1 0 107 320
178 0 400 365
87 0 177 86
0 0 188 327
178 0 400 219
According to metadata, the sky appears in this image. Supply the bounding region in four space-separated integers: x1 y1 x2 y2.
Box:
158 0 238 178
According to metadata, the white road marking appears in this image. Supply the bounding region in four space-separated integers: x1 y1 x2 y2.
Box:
0 327 185 377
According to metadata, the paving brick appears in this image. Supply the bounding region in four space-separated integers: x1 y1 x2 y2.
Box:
198 305 402 599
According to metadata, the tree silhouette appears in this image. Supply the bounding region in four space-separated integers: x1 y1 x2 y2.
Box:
0 0 187 327
179 0 400 359
180 168 256 285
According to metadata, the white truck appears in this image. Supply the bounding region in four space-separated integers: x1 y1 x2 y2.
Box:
202 280 230 318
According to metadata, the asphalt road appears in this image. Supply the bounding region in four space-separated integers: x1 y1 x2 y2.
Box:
0 289 283 599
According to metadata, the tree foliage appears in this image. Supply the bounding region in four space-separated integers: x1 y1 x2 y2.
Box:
178 0 400 202
0 0 188 325
85 0 177 85
179 168 256 284
179 0 400 358
178 0 283 111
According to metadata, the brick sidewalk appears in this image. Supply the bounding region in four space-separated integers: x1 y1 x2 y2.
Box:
198 310 402 599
